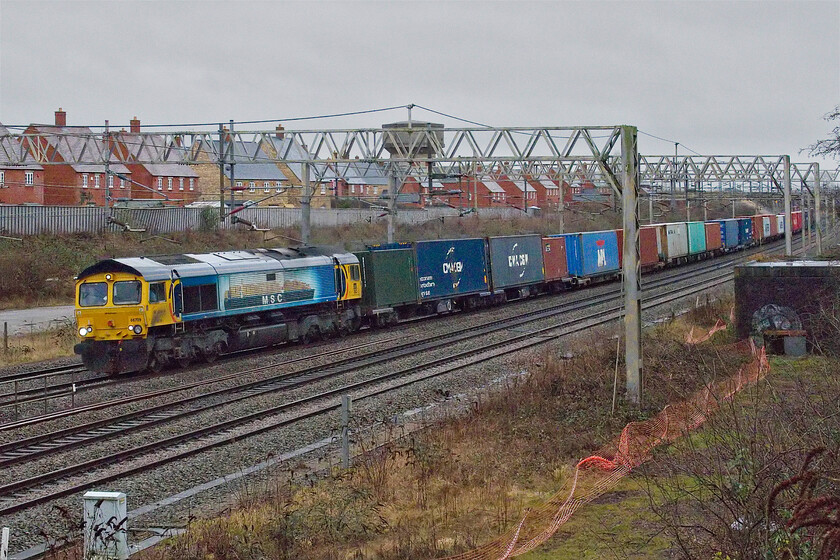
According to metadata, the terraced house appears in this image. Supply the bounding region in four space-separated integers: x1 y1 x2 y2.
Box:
0 123 45 204
23 109 131 206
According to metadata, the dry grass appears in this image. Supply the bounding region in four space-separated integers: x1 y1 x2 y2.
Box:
0 324 77 366
138 300 758 560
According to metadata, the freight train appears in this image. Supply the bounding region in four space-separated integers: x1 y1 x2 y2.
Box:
74 211 804 374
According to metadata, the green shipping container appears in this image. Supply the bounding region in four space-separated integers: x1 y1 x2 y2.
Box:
355 248 419 311
687 221 707 255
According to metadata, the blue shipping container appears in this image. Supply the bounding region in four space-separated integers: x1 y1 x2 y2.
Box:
563 230 620 278
416 238 489 300
713 219 739 249
737 218 753 245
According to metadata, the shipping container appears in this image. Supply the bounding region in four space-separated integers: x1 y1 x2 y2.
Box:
714 219 739 249
487 235 545 290
792 211 802 232
614 227 661 269
704 222 723 252
541 236 569 282
355 248 419 311
751 216 764 243
762 216 772 238
737 218 753 245
562 230 619 278
687 221 707 255
663 222 689 261
769 215 778 237
415 238 489 300
776 214 786 235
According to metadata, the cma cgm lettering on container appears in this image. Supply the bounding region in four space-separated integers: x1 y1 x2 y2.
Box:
415 238 490 299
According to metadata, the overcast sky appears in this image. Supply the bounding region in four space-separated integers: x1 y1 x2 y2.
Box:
0 1 838 165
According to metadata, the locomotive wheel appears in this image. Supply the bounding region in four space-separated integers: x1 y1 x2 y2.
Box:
301 325 320 344
147 354 165 374
202 345 220 364
177 356 192 368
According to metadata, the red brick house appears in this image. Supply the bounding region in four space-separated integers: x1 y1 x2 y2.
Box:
23 110 131 206
0 123 45 204
113 118 200 204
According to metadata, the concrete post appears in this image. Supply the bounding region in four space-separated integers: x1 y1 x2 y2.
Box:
621 126 642 405
784 156 792 257
648 196 654 224
301 162 311 245
1 527 9 560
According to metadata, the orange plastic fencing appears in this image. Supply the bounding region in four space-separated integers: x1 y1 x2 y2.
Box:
441 317 768 560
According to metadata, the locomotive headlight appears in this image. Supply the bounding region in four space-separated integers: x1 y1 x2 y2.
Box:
78 326 92 336
105 274 112 280
132 325 143 335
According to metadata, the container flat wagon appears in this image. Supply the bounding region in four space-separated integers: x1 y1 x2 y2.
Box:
687 221 707 256
487 234 545 298
562 230 620 283
355 246 419 325
541 236 569 290
415 238 490 312
663 223 689 262
704 222 723 253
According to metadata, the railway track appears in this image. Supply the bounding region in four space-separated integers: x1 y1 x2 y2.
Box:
0 235 797 415
0 231 824 520
0 267 735 517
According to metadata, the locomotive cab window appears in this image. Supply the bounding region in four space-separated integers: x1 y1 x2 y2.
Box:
149 282 167 303
113 280 142 305
79 282 107 307
350 265 360 281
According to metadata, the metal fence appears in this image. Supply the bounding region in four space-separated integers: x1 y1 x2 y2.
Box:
0 205 525 236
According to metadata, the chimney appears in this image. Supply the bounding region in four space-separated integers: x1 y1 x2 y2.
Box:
55 108 66 127
275 124 285 139
130 116 140 133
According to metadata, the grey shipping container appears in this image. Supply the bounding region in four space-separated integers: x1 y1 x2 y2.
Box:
488 234 545 290
355 248 419 311
415 238 490 300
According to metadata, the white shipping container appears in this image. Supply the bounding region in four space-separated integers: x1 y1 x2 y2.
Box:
763 216 771 237
665 223 689 260
777 215 786 234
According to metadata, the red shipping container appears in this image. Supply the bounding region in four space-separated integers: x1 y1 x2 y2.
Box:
614 227 661 269
541 236 569 281
751 216 764 241
705 222 723 251
792 211 802 232
769 215 778 236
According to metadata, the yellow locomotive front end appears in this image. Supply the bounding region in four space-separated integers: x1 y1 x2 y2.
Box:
75 268 174 374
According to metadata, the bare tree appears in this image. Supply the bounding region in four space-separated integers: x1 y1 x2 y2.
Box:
807 106 840 160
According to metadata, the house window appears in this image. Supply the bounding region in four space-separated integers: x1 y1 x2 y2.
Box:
94 175 100 188
0 171 4 187
320 184 326 195
107 175 113 188
120 177 126 189
189 178 194 191
276 182 282 193
249 181 256 193
235 181 243 190
373 187 378 195
179 178 184 191
157 177 163 190
264 182 270 193
167 177 173 191
351 185 355 194
82 174 88 188
24 171 34 186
